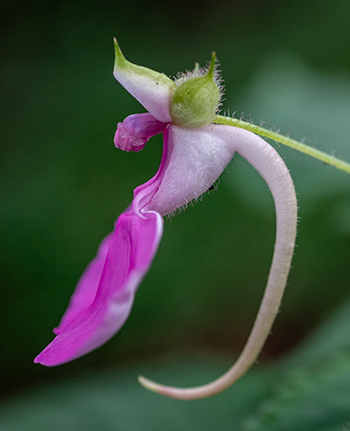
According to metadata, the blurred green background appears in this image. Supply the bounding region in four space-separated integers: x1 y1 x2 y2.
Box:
1 0 350 429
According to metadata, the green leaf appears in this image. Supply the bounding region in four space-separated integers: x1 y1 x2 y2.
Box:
289 298 350 367
242 354 350 431
241 298 350 431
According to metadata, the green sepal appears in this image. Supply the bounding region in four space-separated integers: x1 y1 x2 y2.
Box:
170 53 220 128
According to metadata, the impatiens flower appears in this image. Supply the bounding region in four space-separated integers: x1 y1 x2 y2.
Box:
35 40 298 400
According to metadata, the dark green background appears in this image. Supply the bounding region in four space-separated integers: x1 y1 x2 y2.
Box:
1 0 350 429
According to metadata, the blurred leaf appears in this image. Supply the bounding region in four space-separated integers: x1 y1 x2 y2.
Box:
289 297 350 367
242 354 350 431
241 296 350 430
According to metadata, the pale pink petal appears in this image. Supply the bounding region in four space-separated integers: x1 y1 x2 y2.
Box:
148 124 236 216
34 209 163 366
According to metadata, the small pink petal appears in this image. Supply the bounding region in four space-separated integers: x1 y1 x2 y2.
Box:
114 113 165 152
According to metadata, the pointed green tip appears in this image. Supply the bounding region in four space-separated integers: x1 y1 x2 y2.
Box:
113 38 126 69
208 52 216 77
113 37 120 53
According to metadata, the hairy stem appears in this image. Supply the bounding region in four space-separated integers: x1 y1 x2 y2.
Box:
214 115 350 174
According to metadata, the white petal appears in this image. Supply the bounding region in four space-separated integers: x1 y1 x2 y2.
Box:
113 40 175 123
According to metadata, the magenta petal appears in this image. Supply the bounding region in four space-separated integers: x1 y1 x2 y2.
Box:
114 113 165 152
53 232 113 335
34 209 163 366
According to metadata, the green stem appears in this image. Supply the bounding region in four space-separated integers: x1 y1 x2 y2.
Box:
214 115 350 174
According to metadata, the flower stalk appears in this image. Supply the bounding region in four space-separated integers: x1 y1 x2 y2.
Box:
214 115 350 174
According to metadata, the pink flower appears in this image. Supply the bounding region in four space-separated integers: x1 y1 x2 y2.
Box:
35 40 297 399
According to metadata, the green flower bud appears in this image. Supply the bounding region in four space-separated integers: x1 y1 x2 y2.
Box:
170 53 221 128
